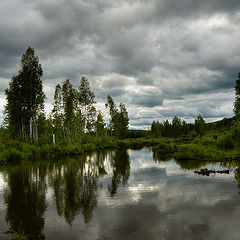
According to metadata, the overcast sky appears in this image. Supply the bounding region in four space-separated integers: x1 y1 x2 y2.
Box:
0 0 239 128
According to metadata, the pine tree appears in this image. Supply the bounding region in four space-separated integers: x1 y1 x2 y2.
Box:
115 103 129 139
163 120 172 137
95 111 106 137
172 116 182 137
195 114 206 137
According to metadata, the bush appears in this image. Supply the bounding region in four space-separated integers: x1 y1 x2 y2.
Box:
176 144 206 160
21 143 40 157
4 148 23 161
176 149 193 160
188 130 197 138
83 143 97 152
199 136 216 146
217 135 234 150
155 143 175 154
116 141 129 149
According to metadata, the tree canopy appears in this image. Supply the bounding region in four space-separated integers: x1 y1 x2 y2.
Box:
5 47 45 142
234 72 240 118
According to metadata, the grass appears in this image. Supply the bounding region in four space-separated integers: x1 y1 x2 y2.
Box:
175 144 240 161
0 137 168 162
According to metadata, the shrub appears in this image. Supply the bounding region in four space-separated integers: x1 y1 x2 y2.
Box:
116 141 129 149
4 148 23 161
83 143 96 152
199 136 216 146
188 130 197 138
217 135 234 150
155 143 175 154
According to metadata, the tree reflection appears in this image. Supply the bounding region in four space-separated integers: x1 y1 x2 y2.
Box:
49 152 108 224
108 149 130 197
235 167 240 190
1 149 131 236
4 164 47 240
152 148 172 163
175 159 210 170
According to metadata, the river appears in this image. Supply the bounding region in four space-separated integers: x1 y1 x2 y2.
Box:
0 148 239 240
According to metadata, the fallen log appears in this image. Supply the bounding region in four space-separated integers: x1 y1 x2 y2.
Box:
194 168 229 176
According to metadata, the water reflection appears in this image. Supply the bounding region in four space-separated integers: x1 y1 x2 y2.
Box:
152 148 172 163
0 149 240 240
3 165 47 240
0 149 131 239
48 155 101 224
108 150 130 197
234 167 240 190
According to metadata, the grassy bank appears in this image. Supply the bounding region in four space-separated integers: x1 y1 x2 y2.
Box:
175 144 240 161
152 133 240 161
2 126 240 163
0 137 166 163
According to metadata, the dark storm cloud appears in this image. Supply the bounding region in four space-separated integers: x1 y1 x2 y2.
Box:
0 0 239 127
130 93 163 108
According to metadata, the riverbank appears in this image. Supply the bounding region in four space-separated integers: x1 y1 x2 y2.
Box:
153 135 240 161
1 134 240 163
0 137 167 163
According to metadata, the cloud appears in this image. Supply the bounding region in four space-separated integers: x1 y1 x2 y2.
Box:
0 0 238 127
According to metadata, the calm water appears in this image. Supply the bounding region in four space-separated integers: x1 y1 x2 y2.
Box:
0 148 240 240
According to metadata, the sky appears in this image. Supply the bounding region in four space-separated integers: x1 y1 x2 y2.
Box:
0 0 239 129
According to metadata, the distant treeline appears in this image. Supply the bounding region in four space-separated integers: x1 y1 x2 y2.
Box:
151 116 236 138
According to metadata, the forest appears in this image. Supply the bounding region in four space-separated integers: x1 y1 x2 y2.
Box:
1 47 240 162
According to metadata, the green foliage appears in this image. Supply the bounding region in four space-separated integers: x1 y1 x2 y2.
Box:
234 72 240 118
151 117 191 138
154 142 175 154
4 148 23 161
79 76 96 133
207 117 235 131
217 135 234 150
198 136 216 146
230 120 240 143
176 143 237 161
127 129 150 138
188 130 197 138
12 232 28 240
51 84 64 140
163 120 172 137
172 116 182 137
62 79 76 140
5 47 45 143
105 95 129 139
151 121 163 137
195 114 206 136
95 111 106 137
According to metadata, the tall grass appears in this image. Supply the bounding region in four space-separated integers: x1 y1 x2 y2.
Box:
0 137 166 162
176 144 238 161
